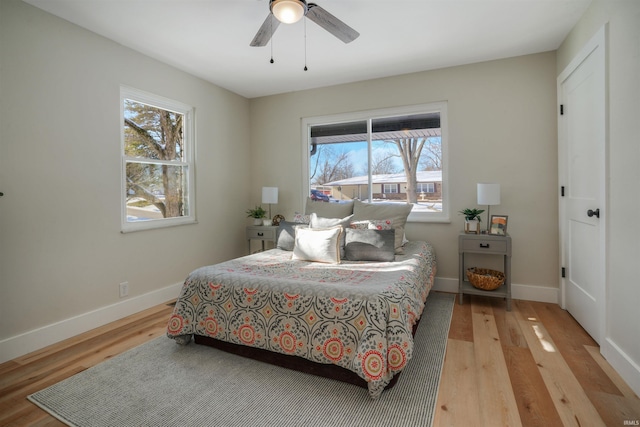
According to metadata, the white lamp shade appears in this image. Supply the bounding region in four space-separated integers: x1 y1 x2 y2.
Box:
262 187 279 204
477 183 500 205
271 0 306 24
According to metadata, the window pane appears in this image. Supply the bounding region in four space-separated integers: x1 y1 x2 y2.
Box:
125 162 189 222
308 113 442 214
310 120 368 202
124 99 184 161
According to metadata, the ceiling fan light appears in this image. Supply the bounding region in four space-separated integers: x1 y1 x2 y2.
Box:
271 0 306 24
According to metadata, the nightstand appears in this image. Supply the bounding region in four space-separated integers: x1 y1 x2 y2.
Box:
246 225 278 253
458 232 512 310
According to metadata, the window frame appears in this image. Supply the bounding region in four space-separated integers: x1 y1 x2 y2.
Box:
301 102 449 223
120 86 196 233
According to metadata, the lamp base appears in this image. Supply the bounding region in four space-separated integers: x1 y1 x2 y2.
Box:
485 205 491 232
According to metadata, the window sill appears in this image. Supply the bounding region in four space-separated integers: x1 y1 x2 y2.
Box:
121 217 198 233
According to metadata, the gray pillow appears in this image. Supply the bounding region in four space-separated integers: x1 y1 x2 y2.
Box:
309 213 353 258
305 198 354 218
277 221 309 251
352 199 412 254
344 229 396 262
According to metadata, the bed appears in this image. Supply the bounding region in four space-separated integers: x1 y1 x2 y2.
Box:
167 199 437 399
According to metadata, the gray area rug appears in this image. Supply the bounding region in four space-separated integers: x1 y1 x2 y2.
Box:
29 292 454 427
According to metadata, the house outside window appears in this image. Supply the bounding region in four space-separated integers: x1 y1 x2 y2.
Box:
303 102 449 222
120 86 196 232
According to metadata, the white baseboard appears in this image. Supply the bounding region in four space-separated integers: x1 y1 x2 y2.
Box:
602 337 640 397
432 276 559 304
0 282 183 364
511 283 559 303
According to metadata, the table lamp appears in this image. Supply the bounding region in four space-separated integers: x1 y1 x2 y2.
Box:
477 183 500 232
261 187 278 224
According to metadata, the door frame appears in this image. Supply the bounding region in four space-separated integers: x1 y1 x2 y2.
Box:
557 25 608 343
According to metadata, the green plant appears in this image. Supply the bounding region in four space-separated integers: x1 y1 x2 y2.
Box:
246 205 267 219
459 208 485 222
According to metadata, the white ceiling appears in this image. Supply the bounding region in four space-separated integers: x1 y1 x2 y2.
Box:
23 0 591 99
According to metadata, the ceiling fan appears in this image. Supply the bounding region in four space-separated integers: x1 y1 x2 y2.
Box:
250 0 360 47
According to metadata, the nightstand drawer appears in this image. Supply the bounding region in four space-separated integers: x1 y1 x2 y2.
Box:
246 227 276 240
461 239 507 253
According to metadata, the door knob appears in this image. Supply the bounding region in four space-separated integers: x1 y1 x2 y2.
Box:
587 208 600 218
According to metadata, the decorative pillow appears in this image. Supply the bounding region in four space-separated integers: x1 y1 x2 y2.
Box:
292 212 310 224
349 219 392 230
309 213 353 258
352 200 412 254
292 226 342 264
349 220 370 230
344 229 395 262
305 198 354 219
277 221 309 251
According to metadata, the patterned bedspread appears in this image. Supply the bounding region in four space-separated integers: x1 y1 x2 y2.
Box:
167 241 436 398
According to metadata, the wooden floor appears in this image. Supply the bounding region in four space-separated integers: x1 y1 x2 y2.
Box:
0 294 638 426
434 295 640 426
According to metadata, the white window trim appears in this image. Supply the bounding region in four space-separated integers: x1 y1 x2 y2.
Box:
300 102 449 223
120 86 197 233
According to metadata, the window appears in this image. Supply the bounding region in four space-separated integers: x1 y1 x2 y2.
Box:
120 86 195 232
383 184 398 194
302 102 449 222
417 183 435 193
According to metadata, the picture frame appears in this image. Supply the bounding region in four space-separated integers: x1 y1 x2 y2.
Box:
489 215 508 235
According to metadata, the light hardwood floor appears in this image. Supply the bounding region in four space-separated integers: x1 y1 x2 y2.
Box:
435 295 640 427
1 294 639 426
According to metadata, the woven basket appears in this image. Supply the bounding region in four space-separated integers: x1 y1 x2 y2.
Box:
466 267 505 291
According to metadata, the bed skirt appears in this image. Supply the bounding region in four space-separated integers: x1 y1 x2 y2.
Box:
192 314 422 391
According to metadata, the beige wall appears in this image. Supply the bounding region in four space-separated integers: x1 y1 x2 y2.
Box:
557 0 640 395
249 52 559 289
0 0 251 347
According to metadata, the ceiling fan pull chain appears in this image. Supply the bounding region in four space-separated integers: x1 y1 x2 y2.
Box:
303 17 308 71
270 16 275 64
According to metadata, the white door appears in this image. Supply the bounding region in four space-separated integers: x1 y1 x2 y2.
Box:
558 27 606 344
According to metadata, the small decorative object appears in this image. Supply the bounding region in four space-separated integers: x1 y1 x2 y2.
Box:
272 214 285 226
466 267 505 291
246 205 267 225
489 215 508 235
459 208 484 234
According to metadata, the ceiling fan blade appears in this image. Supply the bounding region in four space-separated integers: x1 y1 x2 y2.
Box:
250 14 281 47
306 3 359 44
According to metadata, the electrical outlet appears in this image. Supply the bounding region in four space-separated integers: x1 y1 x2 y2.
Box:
119 281 129 298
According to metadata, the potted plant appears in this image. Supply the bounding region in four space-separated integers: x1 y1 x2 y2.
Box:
246 206 267 225
459 208 484 234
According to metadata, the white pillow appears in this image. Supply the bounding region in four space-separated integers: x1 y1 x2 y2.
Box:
309 213 353 258
292 226 342 264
